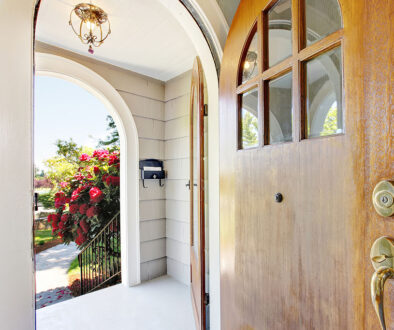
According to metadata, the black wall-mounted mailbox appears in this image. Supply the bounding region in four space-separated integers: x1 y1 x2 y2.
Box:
139 159 165 188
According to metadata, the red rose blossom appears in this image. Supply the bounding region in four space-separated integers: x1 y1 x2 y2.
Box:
69 204 79 214
108 153 119 165
60 182 69 188
74 173 85 181
71 187 84 202
52 214 60 223
86 206 99 218
61 214 69 222
89 187 103 203
80 219 90 234
79 153 91 162
79 204 89 215
93 149 109 161
93 166 100 175
106 176 120 186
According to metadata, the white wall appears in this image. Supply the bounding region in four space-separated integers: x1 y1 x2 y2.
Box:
164 71 192 285
36 42 167 282
0 1 35 328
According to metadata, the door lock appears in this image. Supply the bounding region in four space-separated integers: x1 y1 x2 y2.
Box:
372 180 394 217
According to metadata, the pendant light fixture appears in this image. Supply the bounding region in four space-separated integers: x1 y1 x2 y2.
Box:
69 2 111 54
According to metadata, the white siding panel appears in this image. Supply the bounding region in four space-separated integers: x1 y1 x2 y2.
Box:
165 137 189 160
140 238 166 263
165 93 190 121
139 139 164 160
166 200 189 222
167 258 190 285
140 219 166 242
120 91 164 121
164 159 189 180
166 179 190 202
134 116 164 140
140 200 166 221
139 180 165 201
166 219 189 244
166 239 190 265
140 257 167 282
165 116 189 140
165 71 192 102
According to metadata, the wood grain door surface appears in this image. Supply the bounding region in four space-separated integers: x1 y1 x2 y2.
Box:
219 0 393 329
190 57 206 330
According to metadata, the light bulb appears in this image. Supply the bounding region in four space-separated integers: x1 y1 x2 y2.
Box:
85 20 97 32
244 61 250 70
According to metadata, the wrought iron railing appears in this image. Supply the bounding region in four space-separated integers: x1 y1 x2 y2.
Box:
78 212 121 295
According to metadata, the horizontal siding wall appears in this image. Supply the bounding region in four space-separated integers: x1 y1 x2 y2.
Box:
36 42 167 282
118 82 167 283
164 71 192 285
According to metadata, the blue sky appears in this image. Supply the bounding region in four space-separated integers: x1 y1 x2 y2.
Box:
34 76 111 169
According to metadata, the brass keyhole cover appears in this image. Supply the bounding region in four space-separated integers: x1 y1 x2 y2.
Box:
370 236 394 271
372 180 394 217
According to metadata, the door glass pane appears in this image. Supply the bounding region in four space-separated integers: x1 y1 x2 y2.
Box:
241 32 259 84
269 72 293 144
192 89 199 258
306 0 343 46
268 0 292 67
306 47 343 138
240 88 259 149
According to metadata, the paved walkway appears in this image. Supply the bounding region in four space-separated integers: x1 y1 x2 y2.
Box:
35 243 79 309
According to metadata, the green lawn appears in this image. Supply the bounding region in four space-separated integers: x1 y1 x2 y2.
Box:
34 229 56 245
68 256 80 277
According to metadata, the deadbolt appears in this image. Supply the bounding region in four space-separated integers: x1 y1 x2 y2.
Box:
372 180 394 217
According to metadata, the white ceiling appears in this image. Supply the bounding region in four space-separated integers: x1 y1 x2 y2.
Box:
36 0 197 81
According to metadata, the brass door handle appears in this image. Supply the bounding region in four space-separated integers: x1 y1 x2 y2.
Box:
370 237 394 329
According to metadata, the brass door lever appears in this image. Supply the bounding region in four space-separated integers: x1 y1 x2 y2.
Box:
370 236 394 330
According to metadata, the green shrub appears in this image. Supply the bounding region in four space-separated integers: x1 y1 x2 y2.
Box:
38 192 55 209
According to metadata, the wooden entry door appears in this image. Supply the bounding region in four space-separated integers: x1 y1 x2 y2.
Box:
219 0 393 329
190 57 207 330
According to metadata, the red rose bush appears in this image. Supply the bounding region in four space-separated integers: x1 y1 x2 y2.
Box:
47 148 120 249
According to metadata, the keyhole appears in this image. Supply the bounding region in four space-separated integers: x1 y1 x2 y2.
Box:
381 195 389 204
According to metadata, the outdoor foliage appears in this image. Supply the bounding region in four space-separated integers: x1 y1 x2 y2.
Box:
34 177 53 189
242 110 259 147
44 139 93 185
98 116 119 147
38 192 55 209
47 148 120 249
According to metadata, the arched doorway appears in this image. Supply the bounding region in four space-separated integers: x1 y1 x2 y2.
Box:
35 52 140 288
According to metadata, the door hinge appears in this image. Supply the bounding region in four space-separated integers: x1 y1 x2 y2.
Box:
204 293 210 305
203 104 208 117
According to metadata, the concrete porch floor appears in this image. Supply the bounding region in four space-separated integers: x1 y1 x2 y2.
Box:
36 276 196 330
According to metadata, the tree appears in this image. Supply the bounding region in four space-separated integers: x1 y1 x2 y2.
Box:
44 139 93 184
97 116 119 147
242 110 258 147
321 102 339 136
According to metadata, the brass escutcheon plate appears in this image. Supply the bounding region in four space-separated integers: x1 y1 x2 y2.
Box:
372 180 394 217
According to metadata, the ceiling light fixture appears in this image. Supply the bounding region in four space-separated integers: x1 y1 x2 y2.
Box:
69 2 111 54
